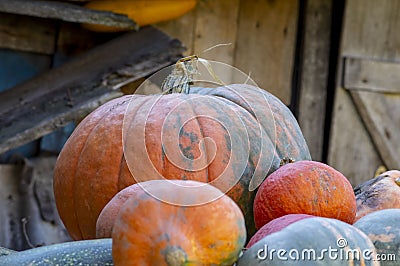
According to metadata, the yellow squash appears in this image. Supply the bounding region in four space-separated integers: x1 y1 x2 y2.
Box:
84 0 197 32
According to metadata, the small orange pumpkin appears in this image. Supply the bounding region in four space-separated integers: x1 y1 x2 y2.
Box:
253 160 357 229
111 180 246 266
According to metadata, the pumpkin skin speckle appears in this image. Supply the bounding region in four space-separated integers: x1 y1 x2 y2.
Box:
253 161 356 229
111 180 246 266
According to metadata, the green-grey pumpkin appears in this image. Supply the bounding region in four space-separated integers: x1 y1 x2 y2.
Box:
354 208 400 266
237 217 379 265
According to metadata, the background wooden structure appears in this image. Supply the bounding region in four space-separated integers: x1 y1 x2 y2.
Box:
1 0 399 250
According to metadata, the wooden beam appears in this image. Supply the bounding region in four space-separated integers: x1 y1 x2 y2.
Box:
0 13 57 54
234 0 299 105
297 0 332 161
327 87 383 186
344 57 400 93
350 90 400 170
0 26 185 154
0 0 138 30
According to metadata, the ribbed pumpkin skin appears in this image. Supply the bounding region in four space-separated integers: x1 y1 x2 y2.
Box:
354 209 400 266
247 214 314 248
96 184 144 239
111 180 246 266
54 84 311 240
253 161 356 229
237 217 379 266
354 170 400 222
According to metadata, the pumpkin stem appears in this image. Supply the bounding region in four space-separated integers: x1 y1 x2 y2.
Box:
279 157 296 167
164 246 188 266
161 55 225 94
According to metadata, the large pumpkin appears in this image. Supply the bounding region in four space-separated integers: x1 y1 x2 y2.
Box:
354 208 400 266
354 170 400 221
54 80 311 240
237 217 379 266
253 160 356 229
111 180 246 266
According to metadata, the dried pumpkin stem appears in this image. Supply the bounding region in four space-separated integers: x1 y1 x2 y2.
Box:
161 55 225 94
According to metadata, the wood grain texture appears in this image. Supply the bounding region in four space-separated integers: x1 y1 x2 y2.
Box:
234 0 299 105
344 57 400 93
297 0 332 160
327 88 383 186
341 0 400 61
350 90 400 170
193 0 239 63
0 13 56 54
156 10 196 56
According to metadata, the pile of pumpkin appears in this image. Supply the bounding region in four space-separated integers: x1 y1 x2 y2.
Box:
1 65 400 266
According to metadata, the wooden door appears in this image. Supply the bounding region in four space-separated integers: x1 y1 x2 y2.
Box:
328 0 400 186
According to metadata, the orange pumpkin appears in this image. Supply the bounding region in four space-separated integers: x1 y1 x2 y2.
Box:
54 79 311 240
111 180 246 266
96 183 144 239
253 160 357 229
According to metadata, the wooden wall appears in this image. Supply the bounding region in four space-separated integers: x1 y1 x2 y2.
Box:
156 0 299 106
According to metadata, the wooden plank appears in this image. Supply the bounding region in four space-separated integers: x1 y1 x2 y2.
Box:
327 87 383 186
191 0 239 84
297 0 332 161
193 0 239 64
0 27 185 154
0 13 56 54
350 90 400 170
344 57 400 93
341 0 400 61
156 10 196 56
0 0 137 30
234 0 299 105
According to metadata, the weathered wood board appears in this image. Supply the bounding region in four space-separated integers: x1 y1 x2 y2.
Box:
234 0 299 105
0 12 56 54
341 0 400 61
344 57 400 93
297 0 332 161
328 0 400 185
327 88 383 186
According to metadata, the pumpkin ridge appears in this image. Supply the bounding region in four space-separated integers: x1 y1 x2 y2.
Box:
192 98 210 183
72 102 115 240
77 107 123 239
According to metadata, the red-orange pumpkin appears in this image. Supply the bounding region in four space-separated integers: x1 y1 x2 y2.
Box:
111 180 246 266
246 213 314 248
253 160 356 229
54 83 311 240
